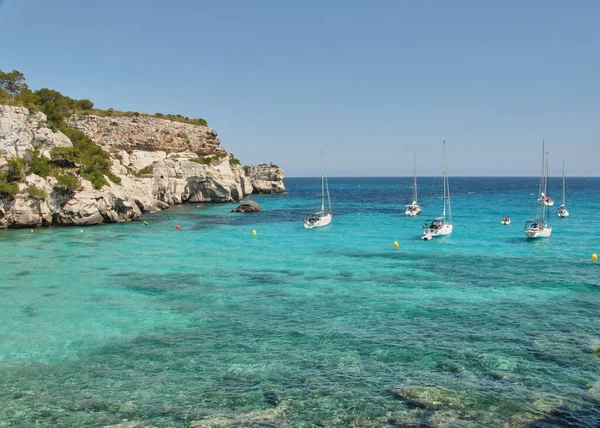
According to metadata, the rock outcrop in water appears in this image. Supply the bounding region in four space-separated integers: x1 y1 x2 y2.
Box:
231 200 262 213
0 105 285 228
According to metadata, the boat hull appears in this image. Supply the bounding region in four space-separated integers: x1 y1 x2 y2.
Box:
304 213 332 229
557 206 569 217
524 226 552 238
405 204 422 216
423 223 453 239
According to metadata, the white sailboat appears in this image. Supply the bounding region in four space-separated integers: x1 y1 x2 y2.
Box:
525 142 552 238
405 151 422 216
304 151 332 229
422 141 452 240
557 161 569 217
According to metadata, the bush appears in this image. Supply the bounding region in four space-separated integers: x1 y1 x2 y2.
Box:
190 152 226 165
0 181 19 197
54 173 79 192
229 156 241 166
6 158 26 182
110 121 118 126
77 99 94 110
25 184 46 200
28 149 52 177
136 165 154 176
189 156 211 165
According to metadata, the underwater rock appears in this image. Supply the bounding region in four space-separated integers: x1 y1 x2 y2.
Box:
388 386 463 410
103 422 156 428
190 399 292 427
263 390 281 407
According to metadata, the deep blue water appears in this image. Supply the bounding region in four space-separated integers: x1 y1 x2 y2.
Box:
1 177 599 427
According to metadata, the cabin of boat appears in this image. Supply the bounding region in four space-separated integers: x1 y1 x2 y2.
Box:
405 202 422 216
524 218 552 238
422 217 453 238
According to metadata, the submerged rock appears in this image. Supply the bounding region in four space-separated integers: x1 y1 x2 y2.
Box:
190 399 292 427
231 200 262 213
388 385 463 410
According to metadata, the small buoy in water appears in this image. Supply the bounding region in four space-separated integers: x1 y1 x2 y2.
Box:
144 221 148 226
393 241 399 248
252 230 257 236
80 230 83 233
175 225 181 230
593 254 598 261
30 229 34 233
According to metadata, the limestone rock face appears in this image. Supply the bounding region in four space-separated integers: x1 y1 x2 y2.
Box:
0 105 71 159
0 176 140 228
246 165 286 194
0 105 285 228
66 114 221 154
232 200 262 212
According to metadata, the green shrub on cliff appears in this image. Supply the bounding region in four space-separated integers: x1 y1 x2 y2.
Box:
54 173 80 193
51 128 121 189
6 158 26 182
0 181 19 197
27 149 52 178
190 152 227 166
25 184 46 200
0 169 19 196
136 165 154 176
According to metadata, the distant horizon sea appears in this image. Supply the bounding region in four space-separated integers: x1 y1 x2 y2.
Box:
1 177 599 427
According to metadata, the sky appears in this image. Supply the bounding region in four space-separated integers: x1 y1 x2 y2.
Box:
1 0 599 177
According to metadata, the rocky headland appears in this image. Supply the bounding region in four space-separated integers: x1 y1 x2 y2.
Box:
0 105 285 229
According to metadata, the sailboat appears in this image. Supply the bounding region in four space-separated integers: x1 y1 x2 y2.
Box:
524 142 552 238
405 151 422 216
557 161 569 217
304 151 332 229
422 141 452 240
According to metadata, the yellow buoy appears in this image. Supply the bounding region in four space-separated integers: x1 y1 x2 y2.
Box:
593 254 598 261
80 230 83 233
30 229 34 233
393 241 399 248
252 230 257 236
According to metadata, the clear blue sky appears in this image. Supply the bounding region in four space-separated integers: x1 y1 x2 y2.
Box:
1 0 598 176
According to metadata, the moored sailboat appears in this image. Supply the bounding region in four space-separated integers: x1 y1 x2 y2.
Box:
405 151 422 216
304 151 332 229
422 141 452 240
525 142 552 238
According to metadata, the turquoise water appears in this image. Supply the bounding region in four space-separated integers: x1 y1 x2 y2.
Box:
1 177 599 427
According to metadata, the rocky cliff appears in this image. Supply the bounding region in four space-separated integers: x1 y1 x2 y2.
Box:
0 105 285 229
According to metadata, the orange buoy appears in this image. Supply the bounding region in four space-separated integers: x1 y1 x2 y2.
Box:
175 225 181 230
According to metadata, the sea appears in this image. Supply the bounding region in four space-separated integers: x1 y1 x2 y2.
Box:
1 177 599 427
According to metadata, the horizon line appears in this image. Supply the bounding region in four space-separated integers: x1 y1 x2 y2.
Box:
284 175 600 179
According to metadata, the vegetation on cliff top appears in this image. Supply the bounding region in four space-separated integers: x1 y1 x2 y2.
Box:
0 68 207 195
0 69 208 128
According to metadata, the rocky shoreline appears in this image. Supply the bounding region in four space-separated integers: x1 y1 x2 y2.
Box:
0 105 285 229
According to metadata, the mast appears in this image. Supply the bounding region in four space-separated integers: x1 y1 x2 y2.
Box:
320 150 325 212
445 141 452 223
442 141 446 218
538 140 545 198
413 150 418 203
544 151 549 224
562 161 566 206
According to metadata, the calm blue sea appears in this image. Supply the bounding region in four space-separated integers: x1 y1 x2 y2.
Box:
1 177 599 427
